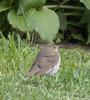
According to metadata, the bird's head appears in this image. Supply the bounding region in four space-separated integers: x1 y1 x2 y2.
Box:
53 46 59 53
39 44 59 56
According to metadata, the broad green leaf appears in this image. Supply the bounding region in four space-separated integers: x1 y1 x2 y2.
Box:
18 0 46 14
28 7 60 41
8 8 59 41
7 10 33 32
57 11 67 30
0 2 10 12
87 24 90 44
80 0 90 9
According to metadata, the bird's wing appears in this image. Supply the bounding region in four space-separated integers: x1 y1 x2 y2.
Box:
34 57 52 75
39 55 59 68
28 57 52 76
28 55 59 76
36 55 59 75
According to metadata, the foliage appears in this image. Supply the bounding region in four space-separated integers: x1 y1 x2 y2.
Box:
0 2 10 12
8 7 59 42
0 0 90 44
0 34 90 99
0 0 59 42
80 10 90 44
80 0 90 9
18 0 46 14
27 7 59 41
53 0 90 44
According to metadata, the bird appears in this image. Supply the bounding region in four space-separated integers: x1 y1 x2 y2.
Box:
27 44 61 77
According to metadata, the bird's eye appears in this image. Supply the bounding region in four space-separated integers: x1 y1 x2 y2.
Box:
53 46 56 49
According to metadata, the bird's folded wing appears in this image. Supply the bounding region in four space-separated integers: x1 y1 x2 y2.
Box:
39 55 59 68
36 56 59 75
28 51 59 76
28 57 51 76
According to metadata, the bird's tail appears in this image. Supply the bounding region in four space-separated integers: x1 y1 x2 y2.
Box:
25 66 39 77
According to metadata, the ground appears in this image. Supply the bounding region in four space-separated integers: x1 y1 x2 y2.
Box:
0 36 90 100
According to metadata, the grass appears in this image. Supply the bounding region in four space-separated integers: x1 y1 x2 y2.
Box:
0 35 90 100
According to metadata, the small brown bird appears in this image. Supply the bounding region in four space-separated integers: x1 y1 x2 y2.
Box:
28 45 61 77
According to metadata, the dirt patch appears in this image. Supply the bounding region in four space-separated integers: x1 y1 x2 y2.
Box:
59 42 90 51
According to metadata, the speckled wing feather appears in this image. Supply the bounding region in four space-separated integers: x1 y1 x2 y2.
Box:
36 55 59 75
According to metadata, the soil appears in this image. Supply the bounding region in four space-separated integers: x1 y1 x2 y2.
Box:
58 42 90 51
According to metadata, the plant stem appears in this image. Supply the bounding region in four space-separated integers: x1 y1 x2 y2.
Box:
45 5 86 11
21 6 30 44
61 0 69 5
17 33 21 50
31 30 35 46
54 0 69 10
68 22 83 28
64 12 82 17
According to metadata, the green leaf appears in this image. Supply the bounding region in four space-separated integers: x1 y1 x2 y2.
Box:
28 7 60 41
71 33 84 41
3 0 14 5
57 11 67 30
8 8 59 42
87 24 90 44
80 0 90 9
18 0 46 14
69 26 84 42
0 2 10 12
80 10 90 24
7 10 32 32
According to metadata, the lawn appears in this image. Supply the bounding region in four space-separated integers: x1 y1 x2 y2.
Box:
0 35 90 100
